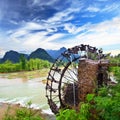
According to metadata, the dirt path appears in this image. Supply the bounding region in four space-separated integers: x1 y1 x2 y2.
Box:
0 103 19 120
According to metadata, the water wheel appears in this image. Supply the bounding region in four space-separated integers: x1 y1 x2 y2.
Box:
45 44 105 114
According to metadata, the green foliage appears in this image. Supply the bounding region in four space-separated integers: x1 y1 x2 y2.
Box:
93 85 120 120
79 103 91 120
19 54 27 70
3 102 43 120
56 103 91 120
56 109 78 120
0 58 51 73
86 94 94 102
56 85 120 120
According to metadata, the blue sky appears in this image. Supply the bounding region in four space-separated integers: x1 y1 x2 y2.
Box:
0 0 120 57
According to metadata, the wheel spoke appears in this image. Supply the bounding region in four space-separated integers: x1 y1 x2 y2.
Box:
46 44 105 114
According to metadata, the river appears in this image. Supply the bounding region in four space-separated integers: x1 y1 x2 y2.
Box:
0 73 52 114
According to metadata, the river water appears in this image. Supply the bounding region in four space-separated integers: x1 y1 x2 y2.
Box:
0 74 52 114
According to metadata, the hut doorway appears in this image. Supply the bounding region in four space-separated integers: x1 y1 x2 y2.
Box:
97 73 104 87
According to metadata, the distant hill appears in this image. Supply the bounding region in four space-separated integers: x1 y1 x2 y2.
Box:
0 47 66 63
1 50 28 63
29 48 54 62
0 58 2 63
47 47 67 59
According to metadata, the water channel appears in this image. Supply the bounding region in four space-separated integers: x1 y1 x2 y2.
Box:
0 73 52 114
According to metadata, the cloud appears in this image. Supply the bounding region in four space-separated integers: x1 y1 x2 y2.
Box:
84 1 120 15
75 17 120 47
21 32 66 50
6 15 120 52
0 0 120 54
101 2 120 13
86 6 100 12
47 8 79 23
9 20 19 25
64 23 77 34
50 17 120 50
24 22 43 30
31 0 57 6
10 30 28 38
45 33 65 42
105 50 120 56
64 23 91 34
0 48 6 58
8 21 46 38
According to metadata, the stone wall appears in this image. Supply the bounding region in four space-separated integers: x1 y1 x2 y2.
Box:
78 59 99 101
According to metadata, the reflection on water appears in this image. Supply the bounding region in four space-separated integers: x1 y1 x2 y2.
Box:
0 74 50 112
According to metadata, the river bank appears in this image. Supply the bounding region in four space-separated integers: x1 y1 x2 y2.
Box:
0 69 49 80
0 69 56 119
0 102 56 120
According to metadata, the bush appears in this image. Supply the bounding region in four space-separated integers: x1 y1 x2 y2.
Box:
3 102 43 120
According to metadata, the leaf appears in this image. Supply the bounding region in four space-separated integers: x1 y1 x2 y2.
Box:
86 94 95 102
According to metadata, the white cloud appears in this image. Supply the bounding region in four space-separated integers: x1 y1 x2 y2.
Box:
31 0 57 6
75 17 120 47
52 17 120 49
7 17 120 52
22 32 45 50
8 21 47 39
64 23 91 34
64 23 77 34
1 0 120 53
10 30 28 38
22 31 66 51
0 48 6 58
9 20 18 25
105 50 120 56
85 1 120 15
101 3 120 13
86 7 100 12
45 33 65 42
47 7 80 23
24 22 43 30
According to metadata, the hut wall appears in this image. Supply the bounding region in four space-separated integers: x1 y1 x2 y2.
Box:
78 59 98 101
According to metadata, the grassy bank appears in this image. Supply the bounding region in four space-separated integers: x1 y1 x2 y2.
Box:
0 69 49 80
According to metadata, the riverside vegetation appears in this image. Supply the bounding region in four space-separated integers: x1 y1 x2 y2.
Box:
0 56 51 73
1 54 120 120
3 101 44 120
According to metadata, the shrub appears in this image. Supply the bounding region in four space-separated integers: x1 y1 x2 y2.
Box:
3 102 43 120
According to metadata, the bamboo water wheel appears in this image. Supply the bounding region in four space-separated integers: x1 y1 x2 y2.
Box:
45 44 114 114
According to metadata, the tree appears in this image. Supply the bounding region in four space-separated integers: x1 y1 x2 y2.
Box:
19 54 27 70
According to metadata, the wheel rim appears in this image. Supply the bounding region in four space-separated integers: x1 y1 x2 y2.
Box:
46 44 104 114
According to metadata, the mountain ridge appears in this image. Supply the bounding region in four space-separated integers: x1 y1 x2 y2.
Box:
29 48 54 63
46 47 66 59
0 47 67 63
